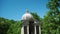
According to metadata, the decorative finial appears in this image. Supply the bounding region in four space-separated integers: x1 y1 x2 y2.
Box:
26 9 29 13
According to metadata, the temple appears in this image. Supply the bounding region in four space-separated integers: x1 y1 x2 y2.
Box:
21 9 41 34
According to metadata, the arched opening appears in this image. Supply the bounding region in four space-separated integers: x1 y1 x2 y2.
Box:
24 26 27 34
29 21 34 34
36 26 39 34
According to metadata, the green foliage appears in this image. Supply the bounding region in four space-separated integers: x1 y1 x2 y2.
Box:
31 12 41 21
0 17 22 34
42 0 60 34
7 21 21 34
0 17 11 34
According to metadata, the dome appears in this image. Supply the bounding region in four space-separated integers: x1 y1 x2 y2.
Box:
22 10 33 20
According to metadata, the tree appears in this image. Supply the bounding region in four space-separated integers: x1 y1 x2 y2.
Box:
7 21 21 34
0 17 21 34
42 0 60 34
31 12 41 21
0 17 11 34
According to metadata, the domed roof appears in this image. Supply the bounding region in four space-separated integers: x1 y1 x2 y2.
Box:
22 9 33 20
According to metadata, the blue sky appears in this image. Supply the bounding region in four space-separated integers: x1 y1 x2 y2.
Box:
0 0 48 20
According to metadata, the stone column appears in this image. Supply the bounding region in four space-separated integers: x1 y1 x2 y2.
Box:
39 25 41 34
35 26 36 34
21 26 24 34
27 25 29 34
